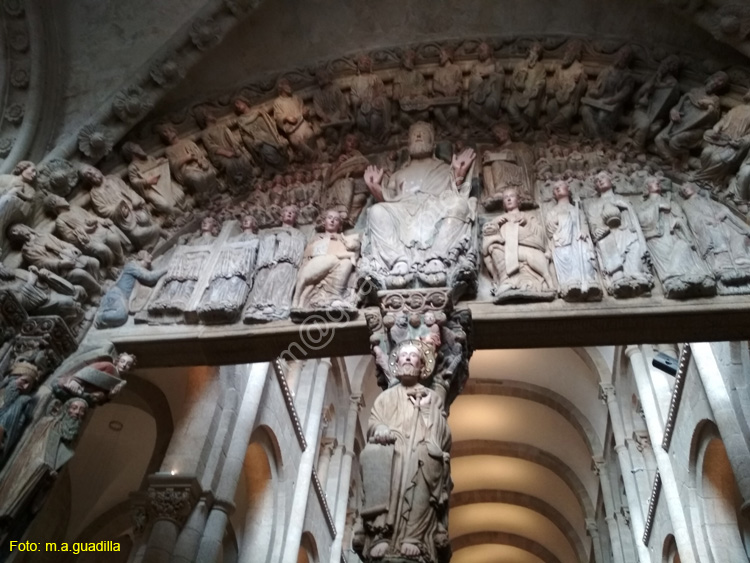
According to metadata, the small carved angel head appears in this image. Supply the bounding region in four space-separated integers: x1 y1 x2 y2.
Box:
12 160 36 183
116 352 137 374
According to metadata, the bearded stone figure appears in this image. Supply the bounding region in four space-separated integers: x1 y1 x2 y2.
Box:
0 361 40 469
357 340 451 563
362 122 476 291
0 397 87 533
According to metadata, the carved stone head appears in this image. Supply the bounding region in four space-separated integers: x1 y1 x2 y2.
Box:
43 193 71 216
281 205 299 227
277 78 293 96
390 340 436 383
705 71 729 95
356 54 373 74
594 171 614 194
552 180 571 201
200 216 221 236
156 123 179 145
645 177 663 196
79 164 104 187
233 97 251 115
439 47 453 66
116 352 136 374
408 121 435 159
241 215 258 233
528 42 543 65
658 55 680 78
322 209 343 233
121 142 148 162
614 46 633 69
7 223 34 246
502 188 520 212
403 49 417 70
562 40 583 67
477 42 492 62
12 160 36 183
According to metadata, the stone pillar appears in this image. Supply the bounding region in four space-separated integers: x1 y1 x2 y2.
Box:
600 383 652 563
626 345 698 563
329 394 363 563
194 362 269 563
585 518 604 563
317 437 337 486
592 456 626 563
693 343 750 511
170 496 211 563
358 288 472 563
160 366 220 476
281 359 331 563
142 476 201 563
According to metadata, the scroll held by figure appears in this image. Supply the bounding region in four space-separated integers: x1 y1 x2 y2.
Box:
361 122 477 293
356 340 451 563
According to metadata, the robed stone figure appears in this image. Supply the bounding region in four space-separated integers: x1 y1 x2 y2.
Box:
357 340 451 563
363 122 475 290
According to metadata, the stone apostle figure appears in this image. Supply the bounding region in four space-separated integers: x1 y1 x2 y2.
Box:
7 224 102 302
198 215 260 324
0 161 37 245
292 209 360 314
95 252 166 329
363 122 475 289
156 123 219 201
359 340 451 563
545 40 587 135
273 79 317 161
195 107 255 191
482 188 556 302
507 42 546 136
430 48 463 134
244 205 306 322
0 264 84 325
545 180 602 301
0 397 87 527
583 172 653 297
324 134 370 227
45 194 129 270
123 142 188 219
636 178 715 298
697 89 750 188
467 42 504 127
679 183 750 290
581 46 635 141
148 217 219 316
0 361 40 469
351 54 390 141
629 55 681 150
481 124 536 211
654 71 729 164
234 98 290 173
81 165 163 252
393 50 430 129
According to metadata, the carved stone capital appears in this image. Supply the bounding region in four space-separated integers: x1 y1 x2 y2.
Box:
591 455 605 476
146 474 201 526
598 383 615 404
632 430 652 452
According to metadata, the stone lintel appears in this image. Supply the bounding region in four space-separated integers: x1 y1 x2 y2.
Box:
99 296 750 367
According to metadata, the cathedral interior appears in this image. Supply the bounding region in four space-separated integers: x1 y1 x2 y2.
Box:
2 1 750 563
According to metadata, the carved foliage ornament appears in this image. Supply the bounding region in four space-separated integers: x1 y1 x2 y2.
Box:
113 87 153 123
78 124 114 160
36 159 79 196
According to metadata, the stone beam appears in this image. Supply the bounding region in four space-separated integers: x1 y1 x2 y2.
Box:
100 294 750 367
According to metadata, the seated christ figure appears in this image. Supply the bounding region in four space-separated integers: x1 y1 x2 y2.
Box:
363 122 476 289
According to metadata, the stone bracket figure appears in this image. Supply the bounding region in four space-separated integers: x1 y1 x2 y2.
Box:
481 124 536 212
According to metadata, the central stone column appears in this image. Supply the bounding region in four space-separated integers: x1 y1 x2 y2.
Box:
355 288 472 563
